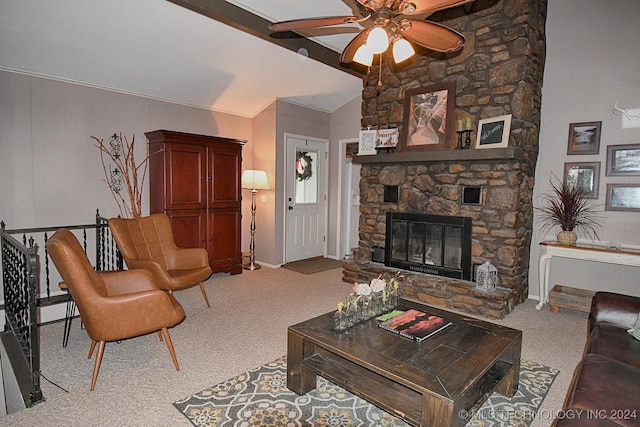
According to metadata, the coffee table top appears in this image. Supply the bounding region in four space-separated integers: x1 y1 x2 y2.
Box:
288 299 522 400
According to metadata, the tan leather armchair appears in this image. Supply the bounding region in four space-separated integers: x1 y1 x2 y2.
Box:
108 213 213 307
47 229 186 390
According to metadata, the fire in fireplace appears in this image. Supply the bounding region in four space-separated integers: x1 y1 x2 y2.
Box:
384 212 472 280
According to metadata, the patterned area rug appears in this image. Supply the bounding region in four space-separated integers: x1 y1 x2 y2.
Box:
174 356 557 427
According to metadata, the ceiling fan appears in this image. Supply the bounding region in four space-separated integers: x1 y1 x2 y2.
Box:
269 0 476 66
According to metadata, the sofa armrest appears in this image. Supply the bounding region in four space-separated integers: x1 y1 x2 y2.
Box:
589 291 640 332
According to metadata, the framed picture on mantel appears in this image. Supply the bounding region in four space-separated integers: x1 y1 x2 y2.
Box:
475 114 512 149
399 82 455 152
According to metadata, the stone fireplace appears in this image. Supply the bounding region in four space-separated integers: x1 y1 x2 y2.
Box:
342 0 547 319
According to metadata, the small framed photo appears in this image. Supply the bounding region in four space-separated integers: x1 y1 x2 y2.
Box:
358 129 377 155
375 128 399 153
475 114 512 149
605 184 640 212
606 143 640 176
399 82 455 152
563 162 600 198
567 121 601 155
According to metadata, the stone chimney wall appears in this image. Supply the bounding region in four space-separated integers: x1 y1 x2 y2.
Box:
349 0 548 314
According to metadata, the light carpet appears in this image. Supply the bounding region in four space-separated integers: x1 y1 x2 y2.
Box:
282 257 345 274
174 356 557 427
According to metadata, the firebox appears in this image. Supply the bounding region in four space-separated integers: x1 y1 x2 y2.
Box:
385 212 472 280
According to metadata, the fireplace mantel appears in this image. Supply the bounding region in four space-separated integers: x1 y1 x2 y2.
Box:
352 147 523 164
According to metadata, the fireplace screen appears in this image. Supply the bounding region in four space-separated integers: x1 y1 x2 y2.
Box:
385 212 472 280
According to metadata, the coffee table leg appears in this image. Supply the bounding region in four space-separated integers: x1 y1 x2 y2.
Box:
422 398 455 427
287 329 317 395
495 334 522 397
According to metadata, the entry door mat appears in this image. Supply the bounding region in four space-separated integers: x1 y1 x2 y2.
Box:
174 356 558 427
282 257 344 274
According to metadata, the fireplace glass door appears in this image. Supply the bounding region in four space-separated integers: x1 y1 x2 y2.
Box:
385 212 472 280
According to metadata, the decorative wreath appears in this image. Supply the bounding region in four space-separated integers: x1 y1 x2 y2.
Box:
296 151 313 181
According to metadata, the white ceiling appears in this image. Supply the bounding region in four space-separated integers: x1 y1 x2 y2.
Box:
0 0 365 118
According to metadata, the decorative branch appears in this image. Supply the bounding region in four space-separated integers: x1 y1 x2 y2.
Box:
92 132 155 218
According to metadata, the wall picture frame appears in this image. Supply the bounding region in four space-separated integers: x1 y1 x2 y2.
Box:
475 114 512 149
567 121 601 155
606 143 640 176
399 82 455 152
358 129 377 155
563 161 600 198
606 184 640 211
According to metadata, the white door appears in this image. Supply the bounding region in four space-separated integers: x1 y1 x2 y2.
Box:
285 135 328 263
340 141 361 259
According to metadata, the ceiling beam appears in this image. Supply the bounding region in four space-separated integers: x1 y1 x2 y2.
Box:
167 0 364 78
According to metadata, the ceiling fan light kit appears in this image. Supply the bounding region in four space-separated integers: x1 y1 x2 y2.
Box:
268 0 473 66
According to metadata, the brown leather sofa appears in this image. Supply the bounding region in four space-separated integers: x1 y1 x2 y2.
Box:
553 292 640 427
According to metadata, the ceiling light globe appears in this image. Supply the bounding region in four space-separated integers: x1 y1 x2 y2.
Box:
353 44 374 66
367 27 389 54
392 38 415 63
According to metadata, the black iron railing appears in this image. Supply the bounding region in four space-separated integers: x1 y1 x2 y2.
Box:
0 210 122 407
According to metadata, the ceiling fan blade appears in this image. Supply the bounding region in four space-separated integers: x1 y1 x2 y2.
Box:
407 0 476 15
340 29 371 63
400 20 465 53
269 16 358 31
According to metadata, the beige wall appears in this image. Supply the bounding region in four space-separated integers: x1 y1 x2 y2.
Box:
0 71 253 230
529 0 640 299
0 71 362 277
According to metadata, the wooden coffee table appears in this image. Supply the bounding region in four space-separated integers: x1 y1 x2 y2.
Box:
287 299 522 427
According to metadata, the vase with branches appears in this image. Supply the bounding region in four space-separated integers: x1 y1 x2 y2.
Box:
536 176 603 245
92 132 152 218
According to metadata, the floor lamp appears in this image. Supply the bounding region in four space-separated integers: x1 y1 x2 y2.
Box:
241 169 270 270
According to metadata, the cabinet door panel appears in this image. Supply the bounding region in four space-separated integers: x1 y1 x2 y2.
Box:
167 210 207 249
208 148 241 209
208 209 242 274
166 144 206 210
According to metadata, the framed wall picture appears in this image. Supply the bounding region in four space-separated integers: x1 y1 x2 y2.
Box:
605 184 640 212
475 114 512 149
567 121 601 155
563 161 600 198
399 82 455 152
606 143 640 176
358 129 377 155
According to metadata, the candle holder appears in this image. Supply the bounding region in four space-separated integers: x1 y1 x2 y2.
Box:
463 129 472 149
456 129 473 149
456 130 465 149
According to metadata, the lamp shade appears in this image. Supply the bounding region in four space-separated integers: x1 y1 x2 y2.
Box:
366 26 389 54
242 170 270 190
353 44 374 66
392 38 415 63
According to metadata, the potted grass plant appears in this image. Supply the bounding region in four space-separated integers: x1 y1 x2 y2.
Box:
537 176 603 246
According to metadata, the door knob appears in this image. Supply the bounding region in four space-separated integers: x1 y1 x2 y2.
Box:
288 206 293 210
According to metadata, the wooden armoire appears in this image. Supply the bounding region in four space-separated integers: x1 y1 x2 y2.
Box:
146 129 245 275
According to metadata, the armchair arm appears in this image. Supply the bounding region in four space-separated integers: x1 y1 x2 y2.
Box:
124 259 175 285
166 247 209 270
589 291 640 332
99 269 159 296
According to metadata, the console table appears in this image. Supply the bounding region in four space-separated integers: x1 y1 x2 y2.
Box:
536 241 640 310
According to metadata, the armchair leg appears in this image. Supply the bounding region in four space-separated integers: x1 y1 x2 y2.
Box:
88 340 97 359
90 341 106 391
199 282 211 308
161 327 180 371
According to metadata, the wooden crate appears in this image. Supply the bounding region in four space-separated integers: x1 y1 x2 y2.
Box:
549 284 595 313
